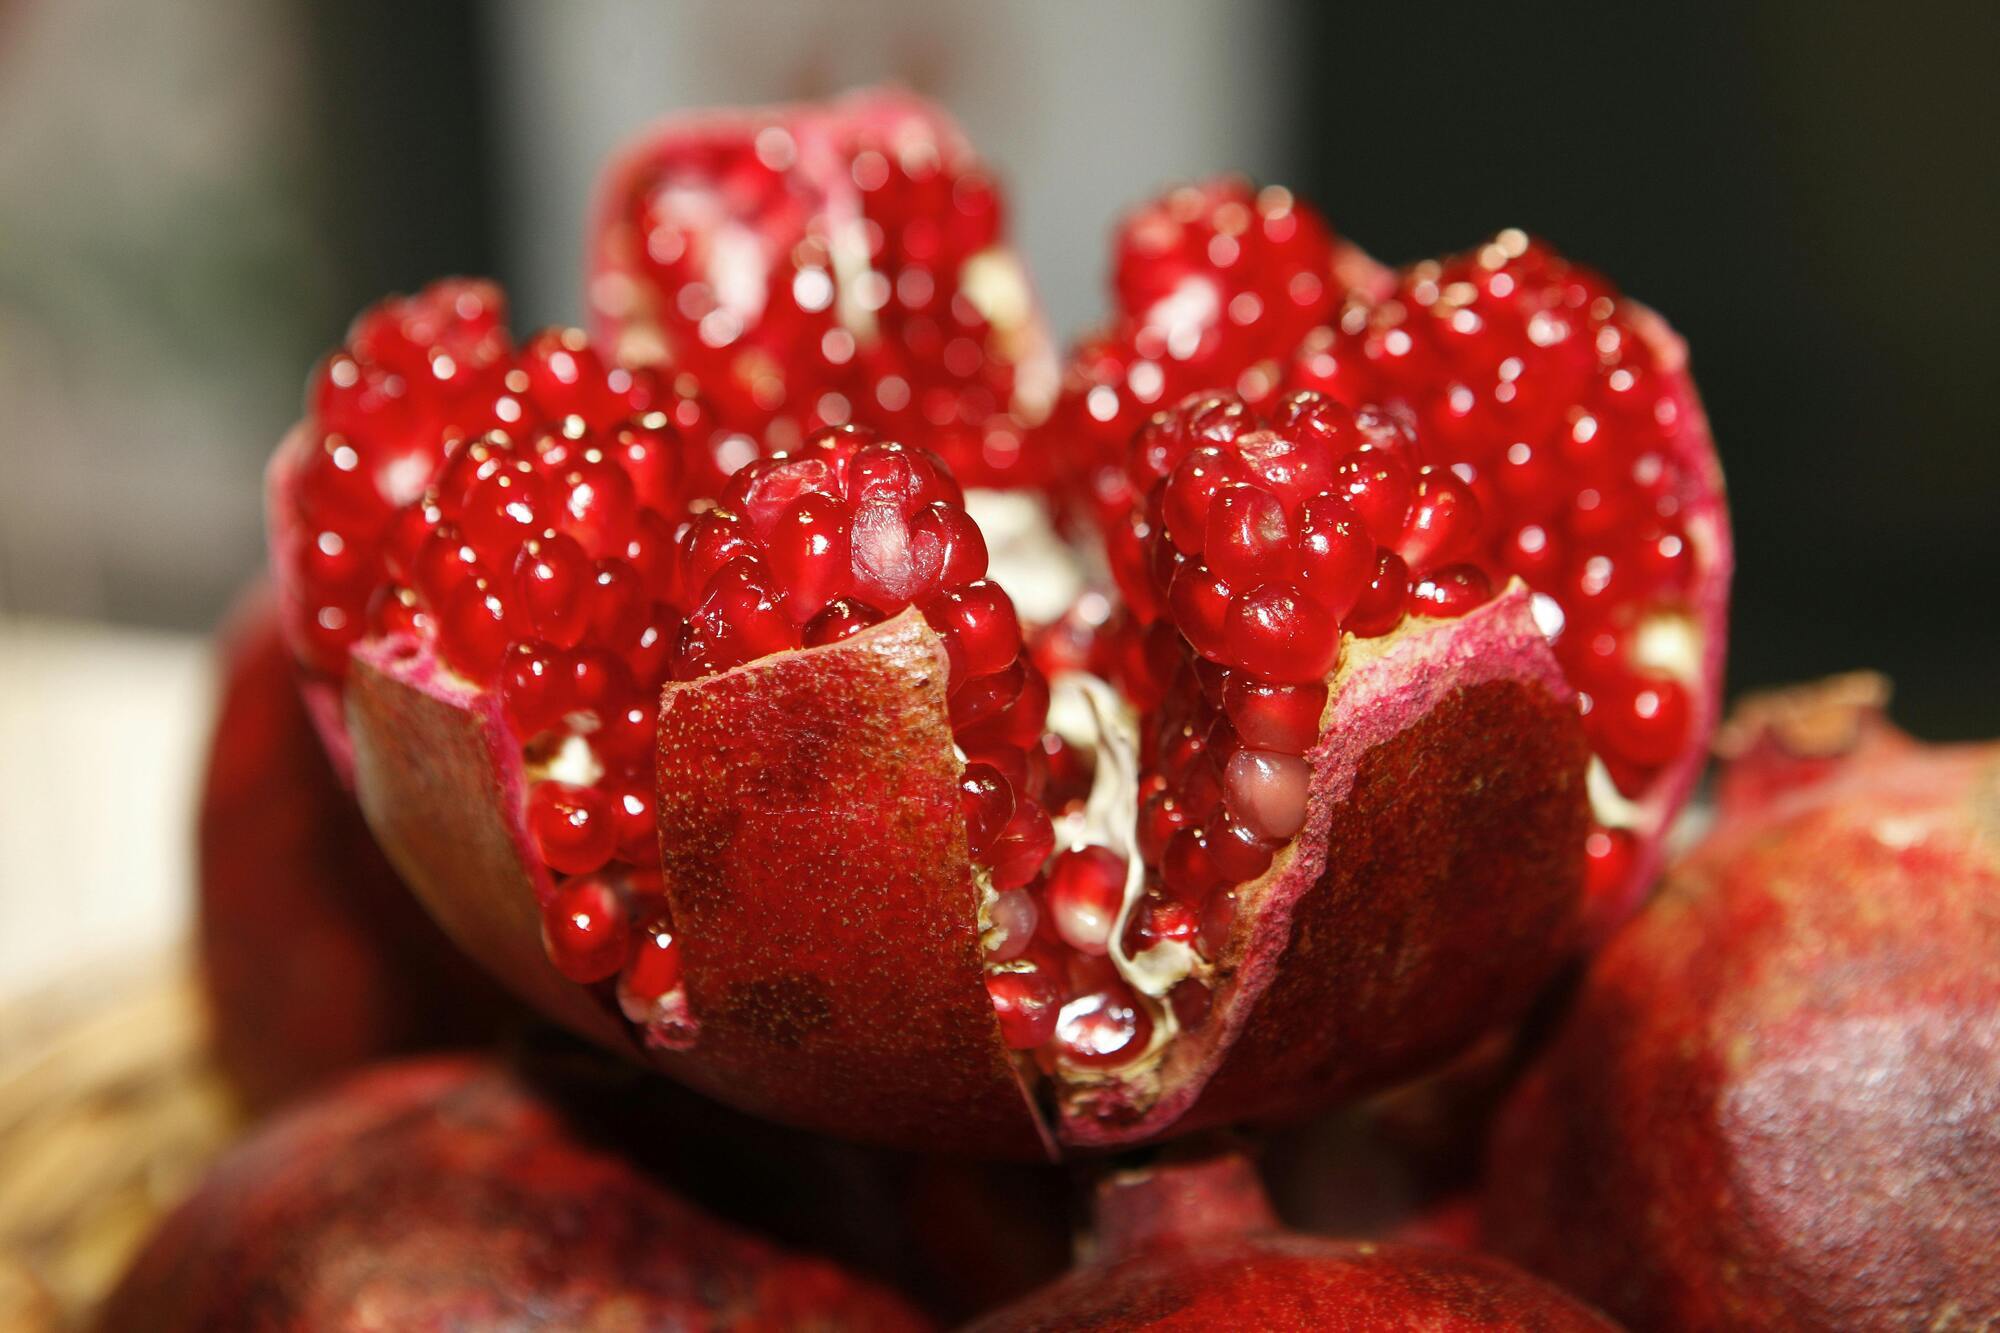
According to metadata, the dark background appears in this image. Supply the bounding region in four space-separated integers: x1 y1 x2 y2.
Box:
6 1 1995 737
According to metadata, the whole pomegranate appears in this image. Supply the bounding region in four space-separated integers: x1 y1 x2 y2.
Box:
263 111 1728 1156
197 587 504 1109
93 1055 931 1331
962 1151 1618 1330
1484 674 2000 1330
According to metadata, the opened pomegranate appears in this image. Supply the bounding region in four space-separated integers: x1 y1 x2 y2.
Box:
1062 191 1730 937
1485 675 2000 1330
589 87 1055 491
962 1151 1617 1330
198 586 505 1110
94 1055 929 1331
267 134 1733 1154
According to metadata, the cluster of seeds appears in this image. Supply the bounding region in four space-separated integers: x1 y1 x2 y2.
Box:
1104 389 1495 984
611 108 1039 487
280 281 727 1041
1051 180 1347 525
1285 229 1706 893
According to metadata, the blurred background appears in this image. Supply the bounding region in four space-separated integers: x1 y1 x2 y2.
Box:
0 0 1994 987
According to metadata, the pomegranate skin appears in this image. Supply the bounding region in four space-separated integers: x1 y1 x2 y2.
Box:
965 1154 1617 1332
1484 675 2000 1330
335 578 1587 1155
197 587 503 1109
93 1055 932 1332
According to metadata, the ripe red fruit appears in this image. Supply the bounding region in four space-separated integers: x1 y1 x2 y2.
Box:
197 588 505 1110
965 1152 1616 1331
1485 675 2000 1330
268 155 1725 1158
92 1057 930 1332
589 87 1056 490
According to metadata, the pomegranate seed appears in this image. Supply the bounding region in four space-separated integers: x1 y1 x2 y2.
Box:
553 451 639 558
1054 982 1152 1069
1344 551 1410 638
922 580 1021 682
986 888 1040 962
1044 847 1129 957
513 533 593 648
1224 583 1339 683
987 968 1061 1050
529 781 618 876
1396 466 1484 571
1294 494 1374 618
1583 826 1636 904
439 577 515 683
1205 812 1275 881
987 800 1054 890
541 875 630 983
618 911 684 1014
1222 676 1325 755
1408 563 1495 618
765 492 852 623
959 763 1015 857
1224 749 1311 840
1598 675 1691 769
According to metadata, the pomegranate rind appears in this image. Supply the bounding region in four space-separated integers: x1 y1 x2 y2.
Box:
587 86 1058 475
972 1154 1613 1333
198 586 503 1109
93 1056 933 1332
1061 581 1591 1146
1485 693 2000 1329
654 608 1055 1159
344 637 638 1056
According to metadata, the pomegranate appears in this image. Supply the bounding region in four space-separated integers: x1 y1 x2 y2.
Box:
962 1151 1617 1330
1484 674 2000 1330
1061 191 1730 937
589 87 1056 491
93 1055 931 1331
266 147 1727 1155
197 586 505 1109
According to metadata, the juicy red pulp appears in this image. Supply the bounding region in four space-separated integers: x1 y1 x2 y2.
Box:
595 94 1049 488
1071 211 1717 923
278 282 717 1034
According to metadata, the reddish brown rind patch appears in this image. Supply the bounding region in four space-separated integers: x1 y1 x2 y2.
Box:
1186 676 1587 1126
1486 692 2000 1330
968 1156 1616 1332
198 589 503 1109
94 1056 932 1332
1060 586 1589 1146
655 608 1053 1157
345 640 636 1055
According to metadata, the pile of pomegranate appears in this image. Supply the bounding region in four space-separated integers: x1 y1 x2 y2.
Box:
129 85 1992 1331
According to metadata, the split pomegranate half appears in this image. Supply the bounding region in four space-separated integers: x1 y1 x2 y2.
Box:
267 101 1728 1157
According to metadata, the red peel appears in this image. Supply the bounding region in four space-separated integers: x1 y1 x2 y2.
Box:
965 1152 1617 1331
1485 675 2000 1329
